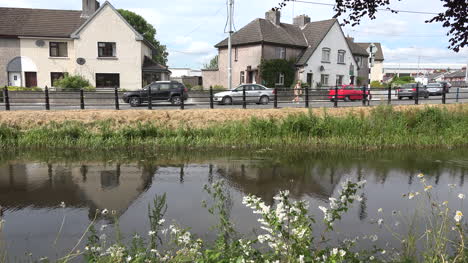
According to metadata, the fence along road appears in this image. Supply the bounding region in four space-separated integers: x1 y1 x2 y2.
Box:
1 85 468 111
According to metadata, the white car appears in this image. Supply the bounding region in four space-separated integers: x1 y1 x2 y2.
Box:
214 84 275 105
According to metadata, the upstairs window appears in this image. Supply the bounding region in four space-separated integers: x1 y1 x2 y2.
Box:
235 47 238 61
276 47 286 59
322 48 330 62
337 50 345 64
98 42 116 57
50 42 68 57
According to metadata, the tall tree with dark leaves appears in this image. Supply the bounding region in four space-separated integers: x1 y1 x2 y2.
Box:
118 9 169 65
273 0 467 52
203 55 219 70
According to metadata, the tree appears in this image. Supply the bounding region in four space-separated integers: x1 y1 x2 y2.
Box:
204 55 218 70
118 9 168 65
273 0 467 52
259 59 296 88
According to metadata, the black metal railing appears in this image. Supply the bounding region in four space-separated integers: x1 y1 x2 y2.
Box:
1 84 467 111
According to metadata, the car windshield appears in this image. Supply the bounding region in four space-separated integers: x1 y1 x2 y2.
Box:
427 84 441 88
401 84 415 89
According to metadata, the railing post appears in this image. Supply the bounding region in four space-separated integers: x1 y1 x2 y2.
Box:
180 88 185 110
442 86 446 104
147 86 152 110
362 86 367 106
242 86 246 109
45 85 50 110
456 87 460 103
209 86 214 109
114 87 120 110
274 87 278 109
415 83 419 105
387 85 391 105
304 86 309 108
334 86 338 108
80 88 85 110
3 86 10 111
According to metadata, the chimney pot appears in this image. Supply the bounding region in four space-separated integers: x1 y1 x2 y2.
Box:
265 10 281 26
293 14 310 28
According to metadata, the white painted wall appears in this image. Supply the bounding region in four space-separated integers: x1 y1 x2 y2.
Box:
73 4 143 90
371 61 384 82
299 22 357 88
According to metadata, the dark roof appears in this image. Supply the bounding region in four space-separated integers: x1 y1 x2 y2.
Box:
296 19 336 66
445 70 466 78
356 42 384 61
346 38 369 56
215 18 308 48
142 56 170 72
0 7 86 38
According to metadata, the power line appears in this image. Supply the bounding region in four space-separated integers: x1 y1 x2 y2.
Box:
348 29 445 38
292 0 440 15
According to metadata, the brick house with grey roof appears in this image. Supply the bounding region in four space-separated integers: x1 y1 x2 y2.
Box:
0 0 170 90
203 10 373 89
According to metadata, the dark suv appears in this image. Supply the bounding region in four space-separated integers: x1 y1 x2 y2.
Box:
122 81 189 107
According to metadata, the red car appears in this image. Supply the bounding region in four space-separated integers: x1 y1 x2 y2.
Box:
328 85 371 102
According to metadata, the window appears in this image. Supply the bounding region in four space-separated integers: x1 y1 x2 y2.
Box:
337 50 345 64
355 56 363 68
98 42 116 57
51 72 66 86
336 75 344 85
96 73 120 88
276 47 286 59
322 48 330 62
320 74 329 85
235 47 238 61
49 42 68 57
253 85 265 90
240 71 245 84
158 83 171 90
276 73 285 85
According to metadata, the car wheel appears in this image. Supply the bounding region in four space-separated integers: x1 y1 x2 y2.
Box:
222 96 232 105
409 96 413 100
259 96 269 105
171 96 182 105
424 94 429 99
398 96 402 100
129 97 141 107
344 96 351 102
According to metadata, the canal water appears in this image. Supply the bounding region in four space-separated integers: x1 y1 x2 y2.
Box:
0 149 467 260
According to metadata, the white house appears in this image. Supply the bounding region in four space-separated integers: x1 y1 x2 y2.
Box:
0 0 170 90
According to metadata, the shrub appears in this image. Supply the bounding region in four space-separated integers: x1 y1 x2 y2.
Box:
370 80 384 88
260 59 295 88
190 85 204 91
212 85 226 91
184 83 193 90
6 86 42 91
53 75 91 91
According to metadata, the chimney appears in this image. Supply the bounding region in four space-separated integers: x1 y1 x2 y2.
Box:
347 36 355 42
81 0 100 19
293 15 311 28
265 10 281 26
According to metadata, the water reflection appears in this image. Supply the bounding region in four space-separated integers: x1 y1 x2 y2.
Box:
0 149 467 260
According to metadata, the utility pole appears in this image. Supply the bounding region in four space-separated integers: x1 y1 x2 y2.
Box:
227 0 234 91
465 62 468 84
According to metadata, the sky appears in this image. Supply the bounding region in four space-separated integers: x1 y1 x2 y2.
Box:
1 0 467 69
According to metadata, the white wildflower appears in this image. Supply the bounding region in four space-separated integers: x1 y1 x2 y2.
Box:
381 250 386 255
339 249 346 257
408 193 415 199
126 256 132 262
370 256 375 260
148 230 156 236
100 224 108 231
331 248 339 255
454 211 463 223
101 209 109 215
299 255 305 263
158 219 165 225
378 218 384 226
458 193 465 200
378 208 383 213
417 173 424 178
357 180 367 187
424 185 433 192
370 235 378 242
60 202 66 208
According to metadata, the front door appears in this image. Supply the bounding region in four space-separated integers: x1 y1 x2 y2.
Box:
8 72 22 86
25 72 37 87
307 73 313 88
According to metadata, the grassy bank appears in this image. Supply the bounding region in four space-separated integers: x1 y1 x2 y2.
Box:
0 105 467 149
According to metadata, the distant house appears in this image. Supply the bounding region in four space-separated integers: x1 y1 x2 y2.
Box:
346 37 370 86
203 10 368 89
444 69 467 86
0 0 170 90
355 42 384 82
169 68 202 87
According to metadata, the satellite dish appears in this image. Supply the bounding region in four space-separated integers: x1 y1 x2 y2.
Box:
35 40 45 47
319 65 325 71
76 58 86 65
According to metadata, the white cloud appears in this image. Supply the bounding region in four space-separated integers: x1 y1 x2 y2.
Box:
383 45 468 63
126 8 163 29
182 41 215 55
0 0 33 7
173 36 193 45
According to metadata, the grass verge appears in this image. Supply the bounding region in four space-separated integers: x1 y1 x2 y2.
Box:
0 105 467 150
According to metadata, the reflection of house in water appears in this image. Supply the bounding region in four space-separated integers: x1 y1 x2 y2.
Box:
0 163 155 217
215 161 343 204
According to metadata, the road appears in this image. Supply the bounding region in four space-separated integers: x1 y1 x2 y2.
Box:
2 89 467 111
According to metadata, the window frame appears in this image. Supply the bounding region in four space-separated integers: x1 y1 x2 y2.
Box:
50 72 66 86
322 48 331 63
95 73 120 88
98 42 117 58
276 47 286 59
337 50 346 64
234 47 238 62
49 42 68 57
240 71 245 84
276 73 285 86
320 74 329 86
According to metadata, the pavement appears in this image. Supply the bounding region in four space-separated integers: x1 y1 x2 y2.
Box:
2 88 467 111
